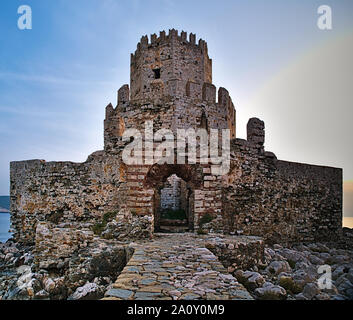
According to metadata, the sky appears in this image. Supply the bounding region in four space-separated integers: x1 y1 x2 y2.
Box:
0 0 352 216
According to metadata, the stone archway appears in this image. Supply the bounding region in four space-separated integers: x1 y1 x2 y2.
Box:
144 163 203 232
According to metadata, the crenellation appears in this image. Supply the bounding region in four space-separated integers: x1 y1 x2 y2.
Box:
202 83 216 102
218 87 229 106
140 35 148 48
180 30 187 42
131 29 209 64
247 117 265 147
118 84 130 105
168 28 178 38
189 33 196 45
159 30 166 41
105 103 114 119
151 33 157 45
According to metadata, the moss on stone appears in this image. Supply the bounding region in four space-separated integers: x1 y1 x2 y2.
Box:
279 277 302 294
91 211 118 235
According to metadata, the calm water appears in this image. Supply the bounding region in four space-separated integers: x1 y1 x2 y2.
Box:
343 217 353 229
0 213 11 243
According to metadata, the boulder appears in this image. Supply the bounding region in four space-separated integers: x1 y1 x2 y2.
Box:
68 282 104 300
302 283 320 299
255 282 287 300
235 270 265 291
266 260 292 275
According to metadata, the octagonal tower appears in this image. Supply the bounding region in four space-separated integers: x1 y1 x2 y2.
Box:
130 29 212 100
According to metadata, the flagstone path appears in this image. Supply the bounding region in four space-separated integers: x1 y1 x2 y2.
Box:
103 233 253 300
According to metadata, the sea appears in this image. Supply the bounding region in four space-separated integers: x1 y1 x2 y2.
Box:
343 217 353 229
0 212 11 243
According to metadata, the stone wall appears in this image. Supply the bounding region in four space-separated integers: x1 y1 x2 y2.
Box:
10 151 127 244
222 129 342 243
205 235 265 271
104 88 235 151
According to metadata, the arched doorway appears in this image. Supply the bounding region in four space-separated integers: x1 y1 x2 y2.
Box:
144 163 203 233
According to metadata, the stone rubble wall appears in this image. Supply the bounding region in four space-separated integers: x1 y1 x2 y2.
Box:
10 151 128 245
223 137 342 243
34 222 95 270
205 235 265 271
104 92 235 151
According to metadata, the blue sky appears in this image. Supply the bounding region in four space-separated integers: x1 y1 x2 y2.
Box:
0 0 353 216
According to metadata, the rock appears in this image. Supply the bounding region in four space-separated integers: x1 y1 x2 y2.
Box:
331 255 350 264
302 283 320 299
315 292 331 300
332 265 347 280
277 248 308 266
68 283 103 300
294 293 308 300
318 253 331 263
308 254 324 265
347 268 353 283
264 248 276 259
336 278 353 297
17 271 33 287
16 265 31 276
43 278 56 293
34 290 49 300
266 261 292 275
255 283 287 300
101 209 153 240
235 270 265 291
169 290 182 299
278 275 302 294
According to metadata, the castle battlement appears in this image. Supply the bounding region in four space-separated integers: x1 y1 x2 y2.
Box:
130 29 212 101
131 29 208 62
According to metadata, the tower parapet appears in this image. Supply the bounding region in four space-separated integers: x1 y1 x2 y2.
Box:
130 29 212 101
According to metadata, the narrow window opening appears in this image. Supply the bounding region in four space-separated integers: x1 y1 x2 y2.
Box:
153 68 161 79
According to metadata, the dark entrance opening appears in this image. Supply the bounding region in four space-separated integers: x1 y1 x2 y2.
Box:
153 68 161 79
144 163 203 233
157 174 193 233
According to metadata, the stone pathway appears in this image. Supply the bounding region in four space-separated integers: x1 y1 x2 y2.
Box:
103 233 253 300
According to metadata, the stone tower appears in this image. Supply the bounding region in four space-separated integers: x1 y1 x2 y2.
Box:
104 29 236 150
130 29 212 100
